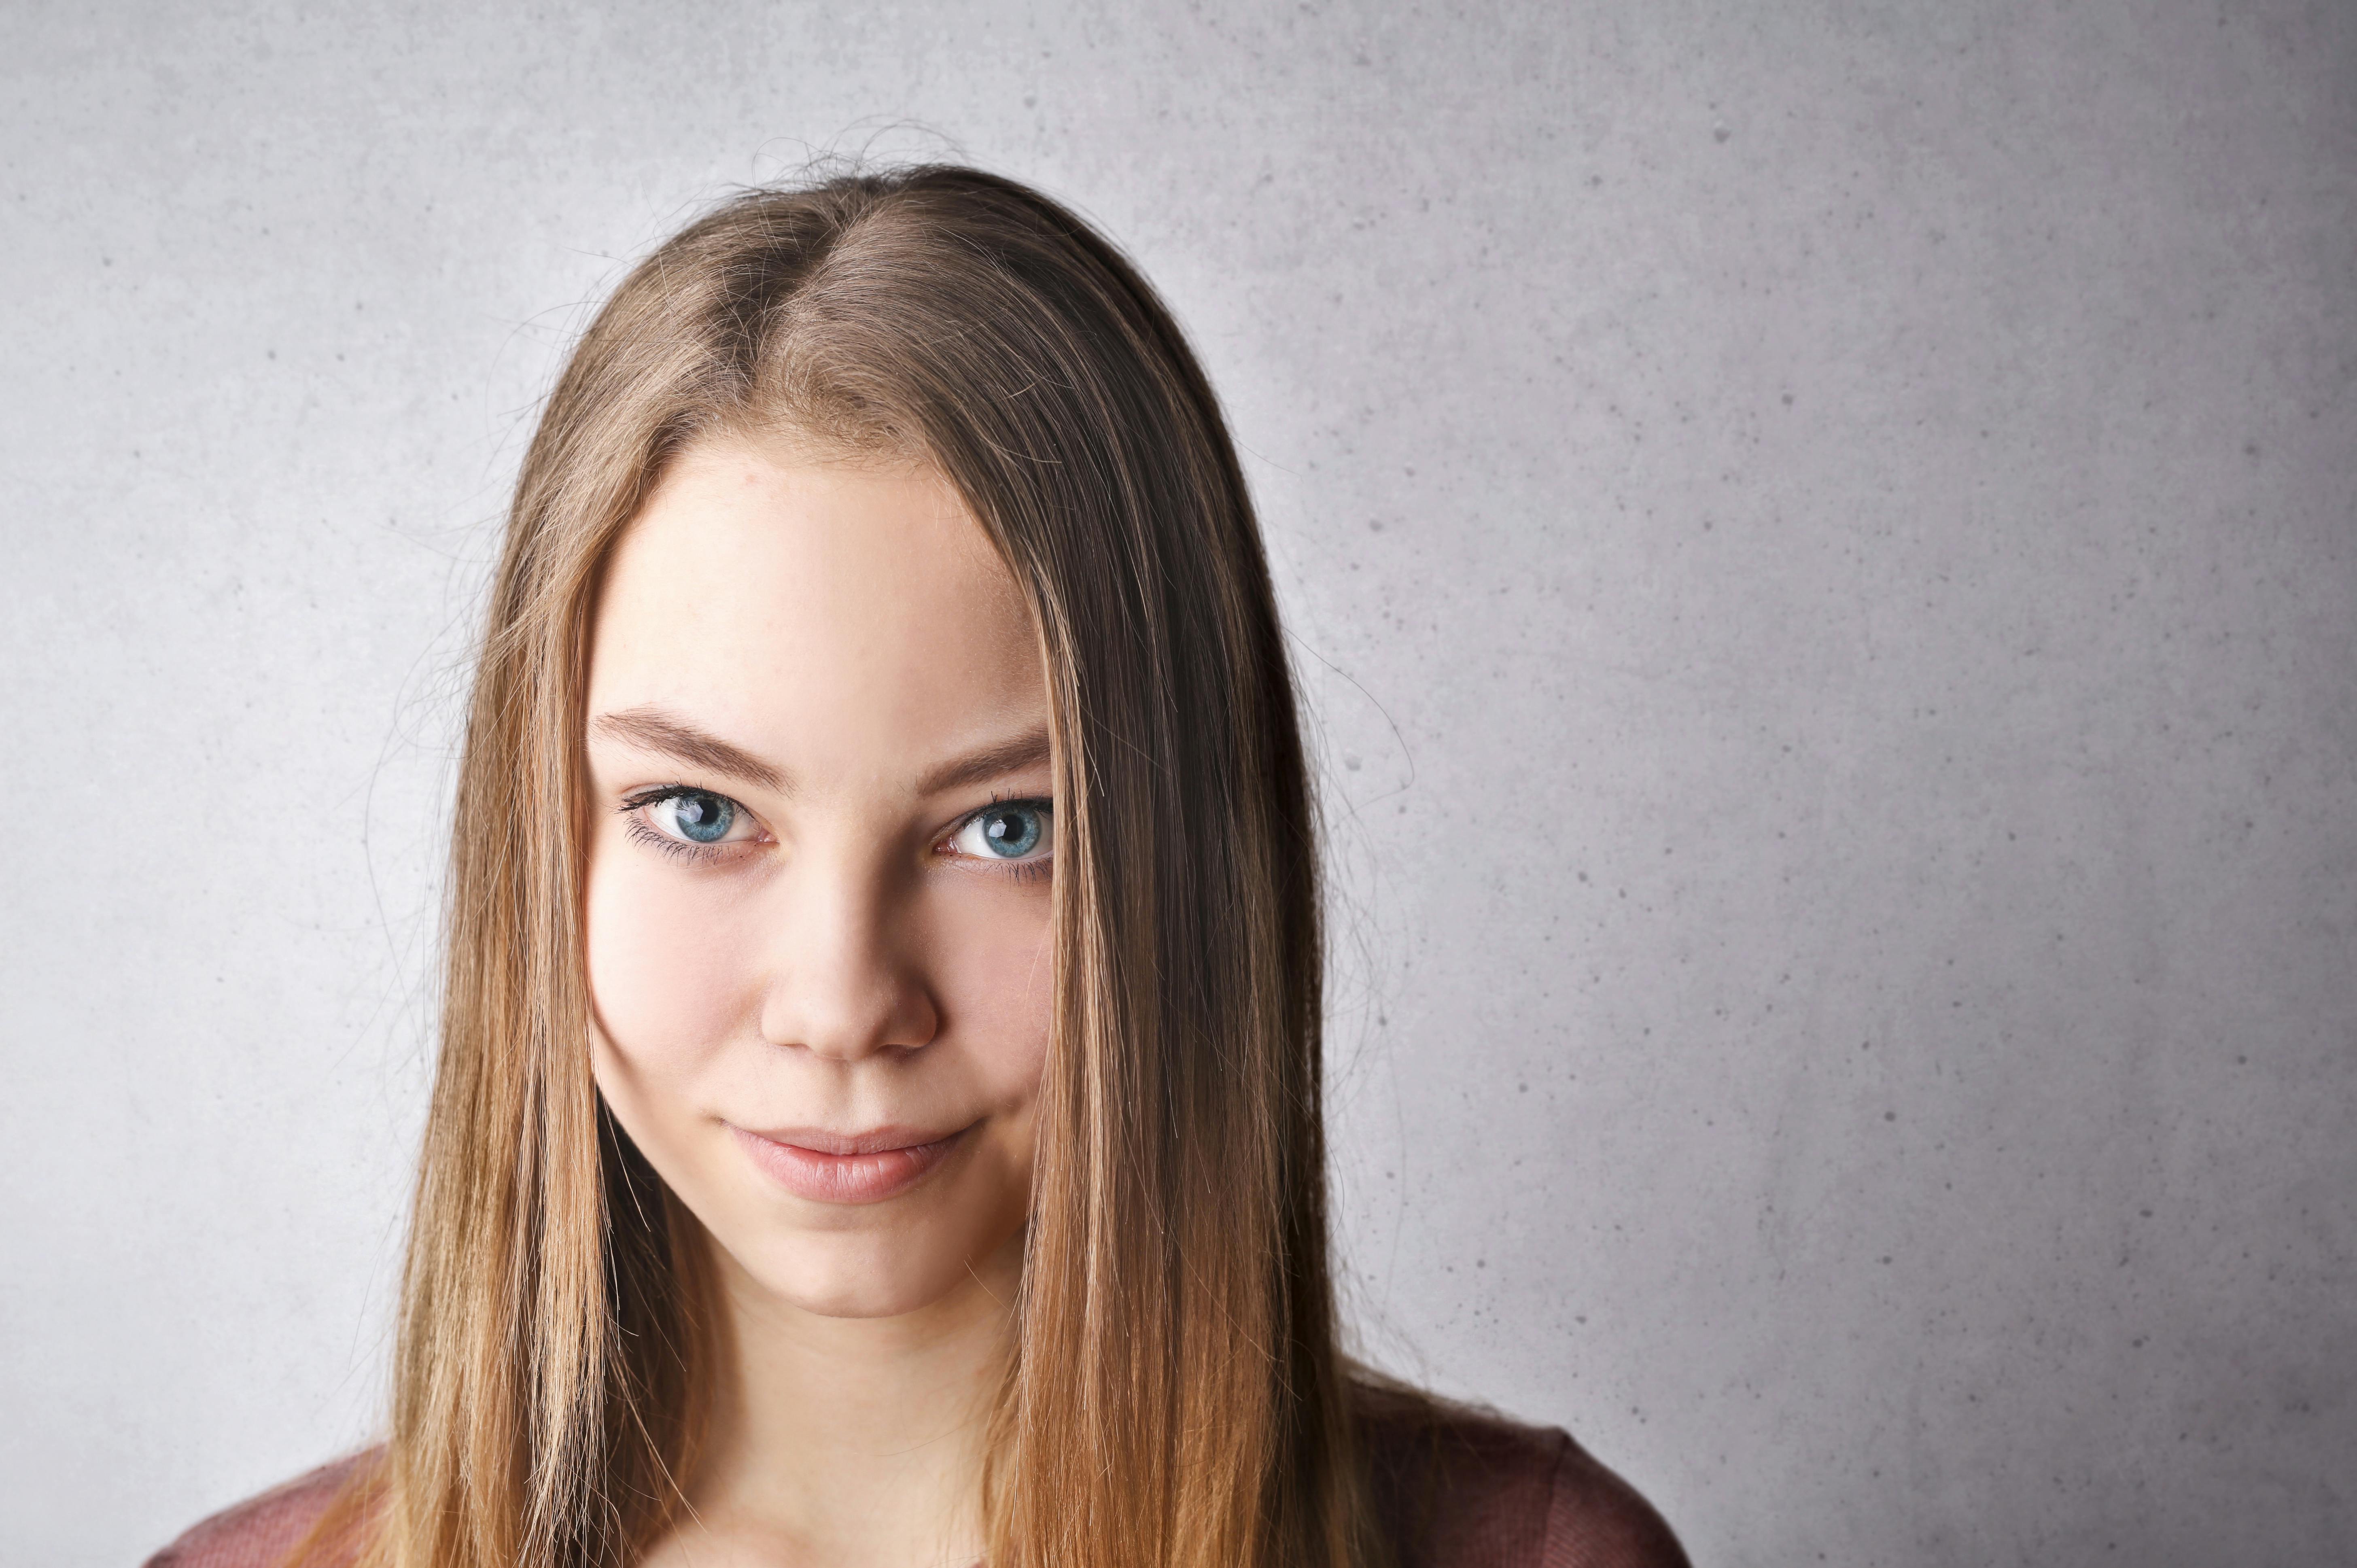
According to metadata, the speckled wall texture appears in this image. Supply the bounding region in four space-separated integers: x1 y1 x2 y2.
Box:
4 2 2351 1563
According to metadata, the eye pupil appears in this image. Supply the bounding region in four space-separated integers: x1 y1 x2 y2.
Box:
982 806 1043 858
672 792 734 844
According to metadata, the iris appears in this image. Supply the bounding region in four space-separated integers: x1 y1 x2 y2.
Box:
979 803 1046 858
669 790 735 844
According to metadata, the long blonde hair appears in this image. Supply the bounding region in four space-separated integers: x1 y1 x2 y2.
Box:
329 165 1371 1568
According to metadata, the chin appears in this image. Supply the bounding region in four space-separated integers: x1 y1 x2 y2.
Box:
729 1224 1013 1320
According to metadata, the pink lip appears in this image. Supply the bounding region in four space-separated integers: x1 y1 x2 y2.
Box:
728 1123 970 1205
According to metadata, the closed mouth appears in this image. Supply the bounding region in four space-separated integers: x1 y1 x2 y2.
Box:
728 1122 972 1205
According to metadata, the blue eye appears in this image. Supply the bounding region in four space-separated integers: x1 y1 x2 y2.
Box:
953 800 1052 861
667 791 735 843
632 788 743 848
984 804 1044 857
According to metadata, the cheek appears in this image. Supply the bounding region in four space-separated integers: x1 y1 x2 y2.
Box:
927 880 1056 1104
583 830 767 1077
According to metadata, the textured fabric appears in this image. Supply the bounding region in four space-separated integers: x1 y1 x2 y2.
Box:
1358 1392 1690 1568
142 1453 369 1568
143 1406 1687 1568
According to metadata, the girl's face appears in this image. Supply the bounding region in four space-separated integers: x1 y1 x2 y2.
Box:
583 438 1053 1320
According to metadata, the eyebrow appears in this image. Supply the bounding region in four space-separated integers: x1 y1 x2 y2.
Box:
590 705 1052 800
591 707 788 792
914 727 1054 797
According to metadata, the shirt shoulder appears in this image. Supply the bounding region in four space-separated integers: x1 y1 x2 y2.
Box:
142 1450 377 1568
1358 1387 1689 1568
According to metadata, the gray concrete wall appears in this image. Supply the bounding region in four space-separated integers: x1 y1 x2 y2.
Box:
3 2 2351 1563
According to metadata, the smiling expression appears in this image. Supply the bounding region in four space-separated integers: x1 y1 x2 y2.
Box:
582 438 1055 1320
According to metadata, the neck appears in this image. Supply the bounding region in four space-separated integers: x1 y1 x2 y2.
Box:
674 1236 1019 1568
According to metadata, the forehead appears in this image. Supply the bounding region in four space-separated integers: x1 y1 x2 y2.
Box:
586 439 1045 785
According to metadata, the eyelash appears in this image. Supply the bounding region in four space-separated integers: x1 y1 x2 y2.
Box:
978 794 1056 886
616 786 1055 882
618 786 749 866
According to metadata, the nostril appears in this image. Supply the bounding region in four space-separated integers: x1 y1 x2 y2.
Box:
761 990 938 1059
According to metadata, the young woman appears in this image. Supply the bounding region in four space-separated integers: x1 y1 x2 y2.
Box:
147 166 1687 1568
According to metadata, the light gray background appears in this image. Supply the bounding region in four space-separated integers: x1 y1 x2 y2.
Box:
4 2 2352 1564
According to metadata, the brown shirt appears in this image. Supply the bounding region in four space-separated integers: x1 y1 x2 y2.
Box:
144 1406 1687 1568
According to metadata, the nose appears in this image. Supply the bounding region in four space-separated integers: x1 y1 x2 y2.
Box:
757 844 938 1061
